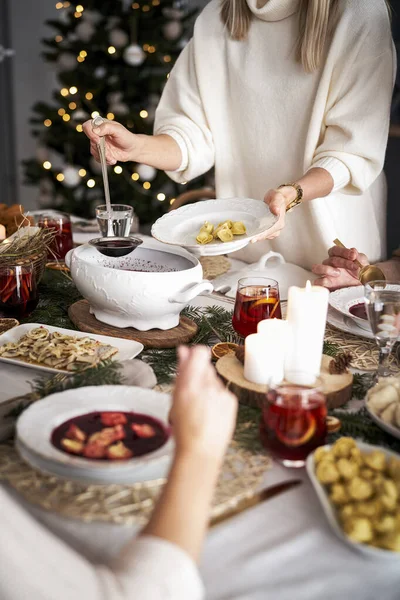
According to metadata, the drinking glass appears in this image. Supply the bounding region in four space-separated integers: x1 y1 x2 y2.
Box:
37 211 73 261
0 264 39 318
260 380 327 468
364 281 400 379
232 277 281 338
96 204 133 238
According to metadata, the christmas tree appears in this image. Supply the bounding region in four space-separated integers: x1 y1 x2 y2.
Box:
23 0 212 225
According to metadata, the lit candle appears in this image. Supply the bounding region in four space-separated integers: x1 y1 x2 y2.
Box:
244 320 288 385
0 224 6 241
284 281 329 385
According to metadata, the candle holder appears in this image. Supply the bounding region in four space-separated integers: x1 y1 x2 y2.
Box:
260 379 327 468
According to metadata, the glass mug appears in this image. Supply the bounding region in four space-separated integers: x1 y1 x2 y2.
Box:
260 380 327 468
0 263 39 319
232 277 282 338
96 204 133 238
37 211 73 261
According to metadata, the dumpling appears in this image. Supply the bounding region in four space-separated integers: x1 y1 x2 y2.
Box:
213 223 230 239
231 221 247 235
380 402 397 425
200 221 214 235
196 231 213 245
217 228 234 242
367 384 400 416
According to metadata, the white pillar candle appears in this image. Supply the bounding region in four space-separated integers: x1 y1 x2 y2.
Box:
284 281 329 385
0 225 6 241
244 320 288 385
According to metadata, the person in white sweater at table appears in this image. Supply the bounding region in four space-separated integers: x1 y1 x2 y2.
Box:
83 0 394 271
0 346 237 600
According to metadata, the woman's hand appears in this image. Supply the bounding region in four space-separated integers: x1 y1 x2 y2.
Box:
170 345 237 464
251 186 296 243
82 119 143 165
312 246 369 289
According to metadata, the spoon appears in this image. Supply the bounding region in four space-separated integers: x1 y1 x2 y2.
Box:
333 238 386 285
92 115 113 237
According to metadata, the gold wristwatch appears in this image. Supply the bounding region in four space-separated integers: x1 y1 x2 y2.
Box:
278 183 303 212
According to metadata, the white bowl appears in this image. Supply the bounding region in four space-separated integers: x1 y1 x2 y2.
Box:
16 385 174 484
65 238 213 330
151 198 278 257
329 286 371 331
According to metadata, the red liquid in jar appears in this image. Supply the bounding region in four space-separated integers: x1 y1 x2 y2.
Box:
261 388 327 462
39 219 73 261
232 285 282 337
0 271 38 318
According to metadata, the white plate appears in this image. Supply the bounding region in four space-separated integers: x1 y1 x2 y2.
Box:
151 198 278 257
306 442 400 559
0 324 143 374
327 306 374 340
16 385 174 484
329 286 370 330
366 405 400 441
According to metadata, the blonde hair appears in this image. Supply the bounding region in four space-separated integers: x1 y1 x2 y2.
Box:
219 0 344 73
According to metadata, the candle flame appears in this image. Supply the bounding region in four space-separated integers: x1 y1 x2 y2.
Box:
306 280 312 291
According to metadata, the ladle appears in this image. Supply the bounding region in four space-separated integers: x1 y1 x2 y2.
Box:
92 115 113 238
333 239 386 285
89 236 143 258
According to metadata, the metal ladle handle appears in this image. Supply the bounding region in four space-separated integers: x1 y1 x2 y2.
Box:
333 238 386 285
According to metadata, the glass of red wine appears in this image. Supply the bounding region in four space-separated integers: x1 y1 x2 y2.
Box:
260 381 327 468
37 211 73 261
232 277 282 338
0 263 39 318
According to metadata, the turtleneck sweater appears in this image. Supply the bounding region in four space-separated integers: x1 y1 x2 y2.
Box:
155 0 394 269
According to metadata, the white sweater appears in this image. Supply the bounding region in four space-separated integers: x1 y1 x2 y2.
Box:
0 486 204 600
155 0 395 269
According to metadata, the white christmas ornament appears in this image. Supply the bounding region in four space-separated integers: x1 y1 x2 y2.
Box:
75 21 95 42
123 44 145 67
62 166 81 188
94 66 107 79
81 10 102 25
109 29 129 48
136 164 157 181
72 109 89 121
110 102 129 116
90 156 102 174
57 52 77 71
107 91 122 104
163 20 183 41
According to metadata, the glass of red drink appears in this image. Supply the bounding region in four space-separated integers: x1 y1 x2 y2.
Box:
260 382 327 468
232 277 282 337
0 264 39 318
37 211 73 261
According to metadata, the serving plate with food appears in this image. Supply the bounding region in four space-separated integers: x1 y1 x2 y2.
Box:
0 324 143 373
306 438 400 558
366 378 400 441
16 386 173 484
151 198 278 256
328 286 371 331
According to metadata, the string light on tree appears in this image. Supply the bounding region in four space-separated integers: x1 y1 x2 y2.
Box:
131 172 140 181
43 161 52 170
44 119 52 127
85 92 93 100
78 168 86 177
143 181 151 190
56 173 65 182
157 193 166 201
87 179 96 188
69 86 78 94
60 88 69 96
114 166 123 174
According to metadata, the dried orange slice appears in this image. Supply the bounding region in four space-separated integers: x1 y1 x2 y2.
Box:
211 342 239 361
251 297 277 309
276 412 316 447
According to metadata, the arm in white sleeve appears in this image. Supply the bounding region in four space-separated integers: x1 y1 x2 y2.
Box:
154 40 215 182
0 487 204 600
312 7 394 195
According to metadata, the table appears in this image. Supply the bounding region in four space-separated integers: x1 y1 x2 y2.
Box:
1 271 400 599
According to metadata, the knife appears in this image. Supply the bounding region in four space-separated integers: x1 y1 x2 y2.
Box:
210 479 302 527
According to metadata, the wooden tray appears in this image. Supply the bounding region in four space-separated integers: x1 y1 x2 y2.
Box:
68 300 198 349
215 354 353 409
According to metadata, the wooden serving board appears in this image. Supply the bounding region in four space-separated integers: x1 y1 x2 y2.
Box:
215 354 353 410
68 300 198 349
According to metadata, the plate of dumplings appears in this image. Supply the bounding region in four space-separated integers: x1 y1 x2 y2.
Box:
151 198 278 256
366 378 400 440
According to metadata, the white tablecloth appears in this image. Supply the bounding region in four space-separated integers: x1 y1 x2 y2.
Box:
1 273 400 598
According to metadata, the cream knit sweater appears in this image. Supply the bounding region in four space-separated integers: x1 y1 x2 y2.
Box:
155 0 395 269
